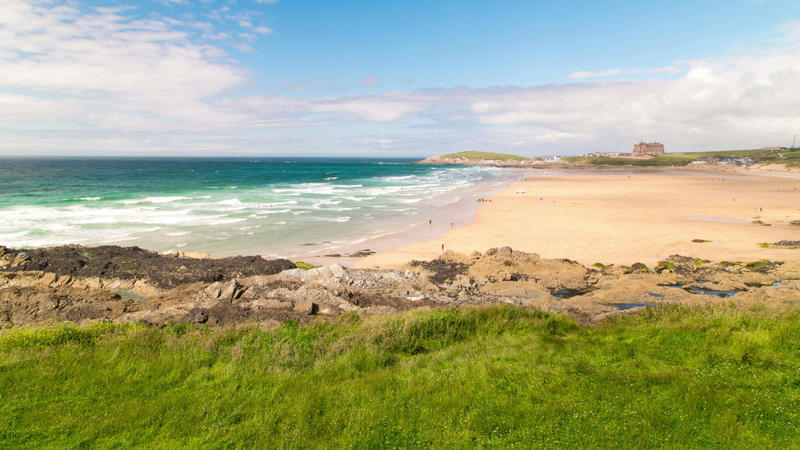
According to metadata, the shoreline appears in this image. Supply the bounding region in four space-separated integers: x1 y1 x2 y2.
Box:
296 168 534 266
0 159 525 261
356 166 800 269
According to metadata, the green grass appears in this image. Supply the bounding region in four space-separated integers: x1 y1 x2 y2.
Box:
295 261 320 269
564 148 800 167
441 151 530 161
2 306 800 447
753 150 800 167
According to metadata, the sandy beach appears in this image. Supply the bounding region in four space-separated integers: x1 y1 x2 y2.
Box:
357 168 800 268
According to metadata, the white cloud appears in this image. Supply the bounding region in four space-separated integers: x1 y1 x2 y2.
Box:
567 69 622 79
1 1 799 156
0 0 250 131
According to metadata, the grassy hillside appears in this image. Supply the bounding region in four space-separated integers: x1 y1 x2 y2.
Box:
2 305 799 447
565 148 800 167
752 149 800 167
442 151 530 161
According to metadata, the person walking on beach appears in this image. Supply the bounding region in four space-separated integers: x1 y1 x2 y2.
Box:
441 243 444 251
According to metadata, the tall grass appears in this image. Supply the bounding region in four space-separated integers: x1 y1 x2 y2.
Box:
1 305 798 447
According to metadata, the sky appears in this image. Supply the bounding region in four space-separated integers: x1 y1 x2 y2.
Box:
1 0 799 157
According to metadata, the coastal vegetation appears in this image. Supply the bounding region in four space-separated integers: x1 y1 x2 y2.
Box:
565 147 800 167
440 150 531 161
2 305 799 447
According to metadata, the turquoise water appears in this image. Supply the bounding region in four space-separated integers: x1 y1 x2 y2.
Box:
0 158 521 257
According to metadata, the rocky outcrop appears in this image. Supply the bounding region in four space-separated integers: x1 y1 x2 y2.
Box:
1 245 798 328
772 241 800 249
0 245 295 289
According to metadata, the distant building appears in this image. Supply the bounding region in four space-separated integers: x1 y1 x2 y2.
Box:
632 142 665 156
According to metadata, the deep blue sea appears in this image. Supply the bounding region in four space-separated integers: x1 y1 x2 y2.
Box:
0 158 521 258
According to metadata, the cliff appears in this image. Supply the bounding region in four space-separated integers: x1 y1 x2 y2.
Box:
415 151 544 167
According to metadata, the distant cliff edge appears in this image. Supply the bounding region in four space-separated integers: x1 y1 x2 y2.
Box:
414 151 546 166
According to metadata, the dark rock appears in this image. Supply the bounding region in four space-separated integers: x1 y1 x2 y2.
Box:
409 259 468 285
0 245 296 289
772 241 800 249
628 263 650 273
181 308 209 324
496 246 513 257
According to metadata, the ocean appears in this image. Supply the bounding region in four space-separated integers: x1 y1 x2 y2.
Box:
0 158 523 259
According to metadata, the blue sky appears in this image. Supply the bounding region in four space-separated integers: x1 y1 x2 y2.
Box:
154 0 799 90
1 0 799 156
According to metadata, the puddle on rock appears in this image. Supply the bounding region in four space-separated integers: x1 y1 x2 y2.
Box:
550 288 592 299
610 303 654 310
660 283 743 298
111 289 146 302
684 286 741 298
648 292 665 298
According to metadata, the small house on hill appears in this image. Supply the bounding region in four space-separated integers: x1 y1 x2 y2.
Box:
633 142 665 156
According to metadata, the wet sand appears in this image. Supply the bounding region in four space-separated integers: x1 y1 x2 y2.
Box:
356 169 800 268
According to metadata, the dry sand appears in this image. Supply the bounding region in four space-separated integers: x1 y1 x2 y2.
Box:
356 169 800 268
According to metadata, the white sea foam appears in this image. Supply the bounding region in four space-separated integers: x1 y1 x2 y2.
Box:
0 164 522 254
208 218 248 226
378 175 415 181
252 209 291 215
120 196 190 205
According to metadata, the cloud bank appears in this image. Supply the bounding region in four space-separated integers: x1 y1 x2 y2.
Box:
1 0 799 156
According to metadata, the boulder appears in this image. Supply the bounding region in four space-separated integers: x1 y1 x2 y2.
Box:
293 300 318 315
